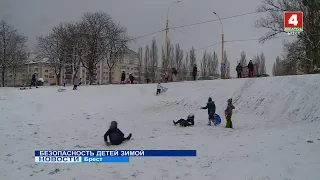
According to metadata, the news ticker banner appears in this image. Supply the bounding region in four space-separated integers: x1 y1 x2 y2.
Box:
35 150 197 163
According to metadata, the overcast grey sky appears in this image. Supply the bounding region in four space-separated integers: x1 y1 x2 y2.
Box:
1 0 296 77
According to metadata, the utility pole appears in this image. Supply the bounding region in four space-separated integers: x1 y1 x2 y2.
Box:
213 12 225 79
221 33 224 79
164 18 169 74
164 1 181 74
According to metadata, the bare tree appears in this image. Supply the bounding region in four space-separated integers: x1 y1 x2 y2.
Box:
201 50 208 76
272 61 276 76
104 22 130 84
255 0 320 73
161 46 165 74
253 54 261 75
10 39 28 86
207 52 213 76
64 23 89 83
273 56 283 76
207 51 219 76
224 51 230 78
239 51 247 67
35 23 69 85
149 37 158 82
0 20 28 87
144 45 149 79
79 12 112 84
213 52 219 75
175 43 183 80
181 52 189 80
189 46 196 73
137 47 143 83
168 41 175 70
259 52 267 74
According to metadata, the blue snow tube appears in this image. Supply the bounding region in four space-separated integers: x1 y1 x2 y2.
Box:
215 114 221 125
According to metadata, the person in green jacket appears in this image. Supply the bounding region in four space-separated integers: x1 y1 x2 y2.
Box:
225 98 235 128
201 97 216 126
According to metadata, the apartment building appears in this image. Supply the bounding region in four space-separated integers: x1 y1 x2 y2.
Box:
62 49 141 85
1 60 56 87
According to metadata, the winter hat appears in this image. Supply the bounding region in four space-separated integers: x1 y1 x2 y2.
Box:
110 121 118 129
208 97 212 102
188 113 194 118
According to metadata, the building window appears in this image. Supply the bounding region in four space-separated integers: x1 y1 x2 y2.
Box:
45 75 48 78
49 76 54 78
45 70 49 72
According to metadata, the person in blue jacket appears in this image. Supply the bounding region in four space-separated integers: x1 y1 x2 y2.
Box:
104 121 132 145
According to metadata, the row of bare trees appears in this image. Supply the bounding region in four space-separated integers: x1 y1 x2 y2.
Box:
200 50 219 77
34 11 131 85
256 0 320 75
0 20 29 87
135 38 198 82
252 52 267 75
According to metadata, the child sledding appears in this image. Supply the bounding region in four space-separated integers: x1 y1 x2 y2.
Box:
104 121 132 146
173 114 195 127
156 83 168 95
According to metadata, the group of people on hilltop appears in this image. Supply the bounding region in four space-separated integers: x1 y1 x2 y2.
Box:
118 63 198 84
236 60 254 78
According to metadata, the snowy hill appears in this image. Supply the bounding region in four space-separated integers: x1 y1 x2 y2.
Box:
0 75 320 180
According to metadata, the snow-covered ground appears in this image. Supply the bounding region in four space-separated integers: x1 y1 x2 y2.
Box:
1 75 320 180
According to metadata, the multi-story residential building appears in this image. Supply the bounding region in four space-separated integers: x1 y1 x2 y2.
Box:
62 49 142 85
1 60 56 87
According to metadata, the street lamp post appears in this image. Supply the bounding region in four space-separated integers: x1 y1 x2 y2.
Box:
164 1 181 74
213 12 224 79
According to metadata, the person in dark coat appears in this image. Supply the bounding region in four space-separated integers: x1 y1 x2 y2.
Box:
171 68 178 82
201 97 216 126
145 72 150 83
173 114 195 127
29 73 38 89
248 60 254 77
192 64 197 80
236 63 243 78
129 74 135 84
121 71 126 84
104 121 132 145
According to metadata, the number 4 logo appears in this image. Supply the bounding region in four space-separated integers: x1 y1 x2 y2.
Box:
284 11 303 33
288 14 298 26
